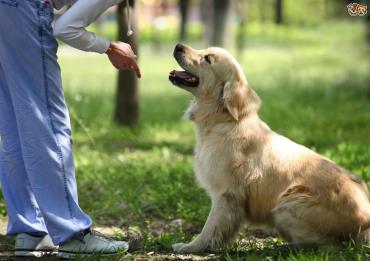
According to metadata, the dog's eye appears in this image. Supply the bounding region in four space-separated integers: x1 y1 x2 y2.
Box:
204 55 212 64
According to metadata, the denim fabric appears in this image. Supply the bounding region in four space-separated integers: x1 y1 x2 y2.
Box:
0 0 92 244
0 0 18 7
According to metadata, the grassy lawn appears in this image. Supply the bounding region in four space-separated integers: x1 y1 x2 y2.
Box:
0 21 369 260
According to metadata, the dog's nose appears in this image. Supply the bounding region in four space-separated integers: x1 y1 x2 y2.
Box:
175 43 185 53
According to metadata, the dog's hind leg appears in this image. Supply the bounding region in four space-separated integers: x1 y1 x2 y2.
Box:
273 184 370 245
272 186 328 245
173 193 245 253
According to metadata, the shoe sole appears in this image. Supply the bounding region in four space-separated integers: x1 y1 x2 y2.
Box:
58 251 121 259
15 250 57 258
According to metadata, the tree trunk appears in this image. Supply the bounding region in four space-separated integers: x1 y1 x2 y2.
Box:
236 0 248 55
260 0 266 24
275 0 283 24
212 0 231 46
367 12 370 98
115 0 139 126
200 0 213 45
367 7 370 42
179 0 190 41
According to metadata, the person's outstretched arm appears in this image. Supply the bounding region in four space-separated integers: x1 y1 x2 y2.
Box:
54 0 141 77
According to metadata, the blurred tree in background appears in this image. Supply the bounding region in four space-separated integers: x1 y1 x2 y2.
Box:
275 0 283 24
200 0 232 46
115 0 139 126
368 5 370 42
179 0 190 41
236 0 248 54
211 0 232 45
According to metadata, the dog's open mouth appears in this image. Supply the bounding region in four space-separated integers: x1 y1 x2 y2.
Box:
169 70 199 88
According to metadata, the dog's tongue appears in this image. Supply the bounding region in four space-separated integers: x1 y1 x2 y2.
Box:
170 70 194 79
169 70 199 87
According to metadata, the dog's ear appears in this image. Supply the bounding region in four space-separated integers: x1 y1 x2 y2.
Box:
222 80 261 121
222 80 247 121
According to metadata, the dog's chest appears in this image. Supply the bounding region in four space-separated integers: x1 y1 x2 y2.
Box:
193 135 232 193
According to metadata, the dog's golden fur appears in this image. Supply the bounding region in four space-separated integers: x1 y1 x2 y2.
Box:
170 44 370 253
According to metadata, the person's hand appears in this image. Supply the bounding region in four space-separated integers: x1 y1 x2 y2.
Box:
106 41 141 78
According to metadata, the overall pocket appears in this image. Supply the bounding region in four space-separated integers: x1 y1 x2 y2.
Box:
0 0 18 7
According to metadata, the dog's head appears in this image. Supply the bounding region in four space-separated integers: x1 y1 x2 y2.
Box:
169 44 260 121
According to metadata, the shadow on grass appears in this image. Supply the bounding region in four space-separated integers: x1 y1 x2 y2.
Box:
221 244 320 260
223 244 370 260
125 243 370 261
99 140 194 156
0 234 13 252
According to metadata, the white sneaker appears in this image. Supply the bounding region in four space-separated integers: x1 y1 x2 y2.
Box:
58 229 129 258
14 233 58 257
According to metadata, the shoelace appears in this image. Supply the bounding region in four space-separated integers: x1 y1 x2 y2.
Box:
77 229 114 244
89 229 116 242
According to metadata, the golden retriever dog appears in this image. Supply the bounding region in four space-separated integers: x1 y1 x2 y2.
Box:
168 43 370 253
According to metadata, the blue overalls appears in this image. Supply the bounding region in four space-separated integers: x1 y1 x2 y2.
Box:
0 0 92 244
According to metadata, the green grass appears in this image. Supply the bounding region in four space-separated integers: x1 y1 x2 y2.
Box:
1 21 370 260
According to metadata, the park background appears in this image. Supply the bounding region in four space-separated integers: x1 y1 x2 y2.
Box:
1 0 370 260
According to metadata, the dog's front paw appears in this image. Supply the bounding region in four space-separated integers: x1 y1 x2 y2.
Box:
172 242 194 253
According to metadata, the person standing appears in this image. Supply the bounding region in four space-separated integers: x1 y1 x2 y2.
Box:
0 0 140 258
